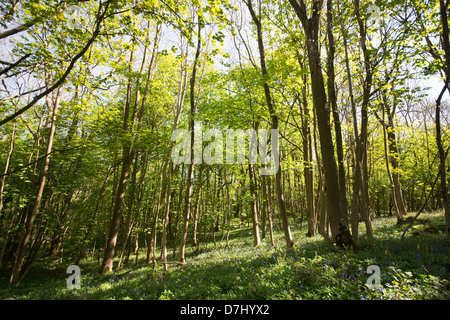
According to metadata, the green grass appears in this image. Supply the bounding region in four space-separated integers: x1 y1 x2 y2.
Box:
1 211 449 300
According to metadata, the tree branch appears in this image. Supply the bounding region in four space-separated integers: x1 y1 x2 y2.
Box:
0 0 112 127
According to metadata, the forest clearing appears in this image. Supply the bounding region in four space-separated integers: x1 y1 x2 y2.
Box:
0 0 450 303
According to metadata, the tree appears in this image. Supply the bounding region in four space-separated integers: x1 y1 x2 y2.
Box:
100 45 137 274
437 0 450 233
245 0 294 248
288 0 357 249
9 87 61 286
326 0 348 226
178 16 203 264
0 0 112 127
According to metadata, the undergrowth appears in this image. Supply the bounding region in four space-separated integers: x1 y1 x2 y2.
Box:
0 211 449 300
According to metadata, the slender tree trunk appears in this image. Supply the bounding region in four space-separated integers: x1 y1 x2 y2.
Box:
178 21 202 264
386 105 408 219
353 0 374 238
438 0 450 233
0 119 16 215
264 176 275 246
436 83 450 233
317 169 330 243
260 174 267 239
10 88 61 286
117 30 153 270
116 154 138 271
191 184 202 247
171 167 184 258
327 0 348 220
248 162 261 246
313 112 331 243
289 0 356 249
246 0 293 247
376 92 406 223
161 50 188 265
337 0 372 241
76 166 112 264
380 101 403 223
299 89 315 237
350 149 359 239
147 160 167 264
0 109 45 271
161 163 174 271
293 51 316 237
225 170 232 248
100 48 136 274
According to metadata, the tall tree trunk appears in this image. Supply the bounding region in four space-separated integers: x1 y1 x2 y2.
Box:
178 21 202 264
263 175 275 246
327 0 348 220
436 83 450 233
191 181 202 248
100 48 137 274
0 109 45 271
76 166 113 265
337 0 360 238
119 23 161 270
438 0 450 233
313 110 331 243
375 91 407 223
117 24 154 271
381 104 402 222
225 168 232 248
246 0 293 247
260 174 267 239
160 44 188 265
161 163 175 272
386 103 408 219
0 119 16 215
317 168 330 243
298 81 315 237
353 0 374 238
171 167 184 258
248 162 261 246
10 87 61 286
289 0 356 249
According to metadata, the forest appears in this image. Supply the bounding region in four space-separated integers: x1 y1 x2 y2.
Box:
0 0 449 302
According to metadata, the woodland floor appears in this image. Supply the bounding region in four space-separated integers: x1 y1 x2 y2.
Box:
0 211 449 300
